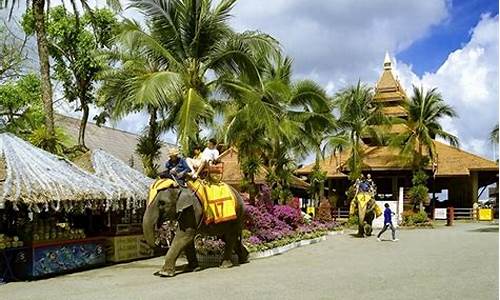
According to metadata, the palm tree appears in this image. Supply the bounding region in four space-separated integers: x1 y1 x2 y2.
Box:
97 23 176 177
490 124 498 145
390 85 458 212
220 50 334 202
328 81 386 181
121 0 278 152
390 85 459 169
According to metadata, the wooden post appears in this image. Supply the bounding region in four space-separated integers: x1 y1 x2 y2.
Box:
471 172 479 206
392 176 398 202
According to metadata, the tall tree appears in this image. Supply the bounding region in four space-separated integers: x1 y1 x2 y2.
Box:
0 23 28 83
122 0 278 152
2 0 121 152
220 50 334 203
490 123 498 145
97 21 175 177
22 6 119 149
23 6 117 149
390 85 459 211
390 85 459 169
329 81 386 181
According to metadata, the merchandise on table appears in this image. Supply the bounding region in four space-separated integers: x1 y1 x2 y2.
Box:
0 234 23 249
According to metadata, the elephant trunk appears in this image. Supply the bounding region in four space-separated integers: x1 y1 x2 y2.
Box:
358 205 367 224
143 203 160 247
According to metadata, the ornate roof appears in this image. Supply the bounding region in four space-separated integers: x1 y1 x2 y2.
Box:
218 147 309 189
295 141 498 178
373 53 408 118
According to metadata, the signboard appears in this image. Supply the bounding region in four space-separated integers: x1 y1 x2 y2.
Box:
306 206 315 217
434 208 447 220
479 208 493 221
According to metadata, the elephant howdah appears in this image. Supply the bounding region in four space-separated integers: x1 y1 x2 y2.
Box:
143 179 248 277
350 192 382 237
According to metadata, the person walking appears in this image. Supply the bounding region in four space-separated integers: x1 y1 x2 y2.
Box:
377 203 398 242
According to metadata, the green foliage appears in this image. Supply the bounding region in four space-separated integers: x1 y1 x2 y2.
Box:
346 214 359 227
22 6 119 147
401 210 429 226
330 81 387 180
0 74 44 135
308 163 327 202
28 126 69 155
389 85 459 169
409 170 430 210
490 124 498 145
0 24 27 83
136 128 162 178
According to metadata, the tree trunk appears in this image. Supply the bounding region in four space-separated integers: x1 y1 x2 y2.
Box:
78 103 89 149
144 106 158 177
33 0 54 136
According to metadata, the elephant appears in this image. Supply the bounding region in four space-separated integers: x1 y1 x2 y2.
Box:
349 192 382 237
143 184 249 277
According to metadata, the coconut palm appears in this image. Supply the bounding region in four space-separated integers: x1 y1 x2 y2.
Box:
390 85 458 212
490 123 499 145
121 0 278 152
390 85 459 169
97 22 177 177
220 50 334 202
328 81 386 181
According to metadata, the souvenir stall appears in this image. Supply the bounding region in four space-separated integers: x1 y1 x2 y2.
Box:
0 133 127 280
75 149 156 262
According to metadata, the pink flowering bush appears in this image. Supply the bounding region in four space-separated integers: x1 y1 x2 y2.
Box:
272 205 303 229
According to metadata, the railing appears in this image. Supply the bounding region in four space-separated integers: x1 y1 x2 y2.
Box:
453 208 473 220
333 208 350 219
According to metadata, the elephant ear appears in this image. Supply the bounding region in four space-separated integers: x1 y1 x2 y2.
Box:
176 190 194 213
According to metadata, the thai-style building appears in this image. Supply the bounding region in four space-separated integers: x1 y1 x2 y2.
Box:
296 53 498 209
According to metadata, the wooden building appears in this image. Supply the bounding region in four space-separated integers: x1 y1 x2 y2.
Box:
296 53 498 209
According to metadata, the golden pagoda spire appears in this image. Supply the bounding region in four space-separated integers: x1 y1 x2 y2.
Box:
384 51 392 70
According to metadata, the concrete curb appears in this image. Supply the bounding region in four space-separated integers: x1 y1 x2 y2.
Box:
249 230 344 260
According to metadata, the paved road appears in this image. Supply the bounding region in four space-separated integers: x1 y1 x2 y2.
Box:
1 223 498 300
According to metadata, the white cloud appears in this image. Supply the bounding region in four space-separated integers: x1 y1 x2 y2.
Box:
395 14 499 160
230 0 449 89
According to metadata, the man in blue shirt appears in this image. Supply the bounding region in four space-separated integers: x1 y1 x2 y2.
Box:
163 147 190 184
377 203 398 241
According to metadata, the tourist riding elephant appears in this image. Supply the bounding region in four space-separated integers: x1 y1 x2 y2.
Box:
349 192 382 237
143 184 248 277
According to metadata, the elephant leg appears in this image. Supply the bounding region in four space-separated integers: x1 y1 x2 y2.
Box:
182 239 200 272
364 212 375 236
234 233 249 264
160 227 196 276
357 224 365 237
220 229 238 268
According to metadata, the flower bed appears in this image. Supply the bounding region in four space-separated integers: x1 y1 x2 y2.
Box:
195 200 342 257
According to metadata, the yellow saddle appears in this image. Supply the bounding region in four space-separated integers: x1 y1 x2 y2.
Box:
148 179 178 206
187 180 237 225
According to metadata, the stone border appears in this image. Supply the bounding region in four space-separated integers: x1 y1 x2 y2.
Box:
249 230 343 260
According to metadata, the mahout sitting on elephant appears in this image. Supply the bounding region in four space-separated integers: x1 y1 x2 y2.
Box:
348 175 382 237
143 179 248 277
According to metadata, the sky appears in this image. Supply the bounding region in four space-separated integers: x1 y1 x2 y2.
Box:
1 0 499 161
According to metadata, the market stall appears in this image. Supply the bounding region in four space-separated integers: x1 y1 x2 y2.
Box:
0 133 129 280
74 149 156 262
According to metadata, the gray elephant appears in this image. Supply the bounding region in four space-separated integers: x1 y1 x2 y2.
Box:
349 192 382 237
143 185 248 277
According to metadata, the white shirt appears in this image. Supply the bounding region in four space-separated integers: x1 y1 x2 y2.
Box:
201 148 219 162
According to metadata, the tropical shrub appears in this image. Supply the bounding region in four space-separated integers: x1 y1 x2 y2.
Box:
316 199 333 223
272 205 303 229
401 210 429 226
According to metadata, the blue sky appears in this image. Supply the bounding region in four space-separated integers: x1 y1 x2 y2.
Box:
398 0 499 76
